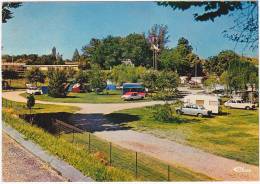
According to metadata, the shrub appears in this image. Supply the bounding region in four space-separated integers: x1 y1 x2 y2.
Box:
48 69 68 97
152 104 173 122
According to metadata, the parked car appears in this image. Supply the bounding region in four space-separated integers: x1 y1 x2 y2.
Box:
26 86 42 95
121 92 144 101
224 99 256 110
176 104 212 117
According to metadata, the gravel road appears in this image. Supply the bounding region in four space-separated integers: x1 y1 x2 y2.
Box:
2 133 65 182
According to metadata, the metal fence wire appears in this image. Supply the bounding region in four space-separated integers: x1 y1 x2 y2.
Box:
53 119 174 181
3 99 186 181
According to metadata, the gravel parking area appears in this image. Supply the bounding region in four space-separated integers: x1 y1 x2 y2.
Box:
2 133 65 182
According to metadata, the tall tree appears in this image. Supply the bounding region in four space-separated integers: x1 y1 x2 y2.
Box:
157 1 258 50
122 33 152 67
72 49 80 62
52 47 57 59
2 2 22 23
148 24 170 51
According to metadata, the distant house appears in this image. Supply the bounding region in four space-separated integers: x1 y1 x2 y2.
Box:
25 64 79 71
190 77 204 85
121 59 134 66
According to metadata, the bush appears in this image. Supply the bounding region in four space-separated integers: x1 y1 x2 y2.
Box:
48 69 68 97
152 104 173 122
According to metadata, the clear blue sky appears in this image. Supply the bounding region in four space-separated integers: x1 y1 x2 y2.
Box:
2 1 258 59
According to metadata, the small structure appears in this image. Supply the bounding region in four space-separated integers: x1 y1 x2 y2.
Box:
121 59 134 66
183 94 220 114
122 83 145 95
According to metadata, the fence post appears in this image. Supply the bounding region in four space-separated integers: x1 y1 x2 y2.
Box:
58 121 60 138
88 133 91 152
109 142 112 166
72 129 75 143
135 152 138 178
168 165 170 181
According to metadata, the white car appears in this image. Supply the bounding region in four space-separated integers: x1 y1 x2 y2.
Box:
121 92 144 101
224 99 256 110
26 87 43 95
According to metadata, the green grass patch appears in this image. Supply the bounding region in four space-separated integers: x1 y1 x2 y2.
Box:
105 105 259 165
20 90 152 103
2 100 213 181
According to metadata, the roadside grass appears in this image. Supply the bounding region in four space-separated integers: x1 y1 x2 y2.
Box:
2 102 213 181
2 111 134 181
61 133 212 181
2 98 80 115
105 105 259 165
20 90 152 103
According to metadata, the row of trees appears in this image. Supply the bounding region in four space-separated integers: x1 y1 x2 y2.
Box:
2 47 64 65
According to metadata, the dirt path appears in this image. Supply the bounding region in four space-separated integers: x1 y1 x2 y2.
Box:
3 90 259 181
95 130 259 181
2 133 65 182
2 90 165 114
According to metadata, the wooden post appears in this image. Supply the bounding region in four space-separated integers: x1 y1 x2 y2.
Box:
88 133 91 152
135 152 138 178
109 142 112 166
72 129 75 143
168 165 170 181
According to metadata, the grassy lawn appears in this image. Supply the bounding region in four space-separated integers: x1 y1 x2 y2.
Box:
20 90 152 103
2 100 212 181
105 105 259 165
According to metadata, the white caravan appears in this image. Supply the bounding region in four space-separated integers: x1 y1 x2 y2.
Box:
183 94 220 114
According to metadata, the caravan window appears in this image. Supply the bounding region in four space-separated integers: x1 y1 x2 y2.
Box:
209 101 218 106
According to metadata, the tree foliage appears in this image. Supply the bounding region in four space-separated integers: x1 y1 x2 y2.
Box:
88 65 107 93
111 64 146 85
25 67 46 86
72 49 80 62
2 2 22 23
48 69 68 97
142 70 179 100
148 24 170 51
157 1 258 50
26 94 35 110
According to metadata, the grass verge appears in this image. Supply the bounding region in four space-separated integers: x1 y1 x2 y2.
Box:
20 90 152 104
105 105 259 165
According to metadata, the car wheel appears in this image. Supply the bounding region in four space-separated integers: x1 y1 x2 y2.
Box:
245 106 250 110
197 113 203 118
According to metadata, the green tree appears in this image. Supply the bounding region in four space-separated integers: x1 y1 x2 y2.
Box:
155 71 179 101
111 64 146 86
122 33 152 67
52 47 56 59
25 67 46 87
75 69 89 85
2 2 22 23
48 69 68 97
89 65 107 93
148 24 170 51
203 74 218 91
2 69 19 86
157 2 258 50
72 49 80 62
26 94 35 115
141 70 159 93
205 50 239 76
